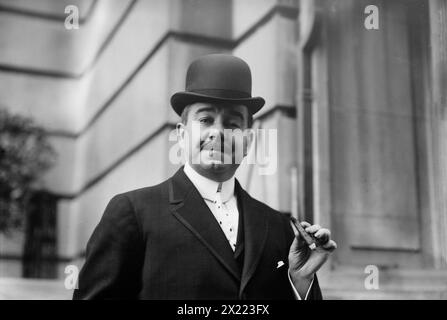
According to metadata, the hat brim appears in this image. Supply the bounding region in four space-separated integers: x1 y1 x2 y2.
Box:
170 91 265 116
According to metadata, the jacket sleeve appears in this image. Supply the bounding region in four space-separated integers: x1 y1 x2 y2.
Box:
73 194 144 299
281 214 323 300
304 273 323 300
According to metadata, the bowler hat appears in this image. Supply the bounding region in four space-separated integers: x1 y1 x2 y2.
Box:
170 54 265 116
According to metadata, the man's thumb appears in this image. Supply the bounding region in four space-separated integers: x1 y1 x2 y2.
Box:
289 234 306 254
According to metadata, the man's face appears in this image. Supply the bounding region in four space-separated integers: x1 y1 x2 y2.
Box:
177 102 252 182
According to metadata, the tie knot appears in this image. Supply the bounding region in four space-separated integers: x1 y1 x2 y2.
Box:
215 183 224 206
215 193 223 204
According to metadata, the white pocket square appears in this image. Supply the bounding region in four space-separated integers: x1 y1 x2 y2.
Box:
276 261 285 269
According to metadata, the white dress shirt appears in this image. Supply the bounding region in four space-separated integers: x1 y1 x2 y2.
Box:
183 162 313 299
184 162 239 251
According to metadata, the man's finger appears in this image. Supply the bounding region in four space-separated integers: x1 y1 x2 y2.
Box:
321 239 337 251
314 228 330 239
300 221 311 228
305 224 321 234
314 228 330 245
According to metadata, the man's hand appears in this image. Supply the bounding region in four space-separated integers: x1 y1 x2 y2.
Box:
288 221 337 296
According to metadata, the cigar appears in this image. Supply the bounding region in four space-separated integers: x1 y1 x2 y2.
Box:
290 216 319 250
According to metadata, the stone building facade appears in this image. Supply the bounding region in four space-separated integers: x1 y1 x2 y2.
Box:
0 0 446 298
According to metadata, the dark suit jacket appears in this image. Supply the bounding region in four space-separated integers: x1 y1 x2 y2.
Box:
73 167 322 299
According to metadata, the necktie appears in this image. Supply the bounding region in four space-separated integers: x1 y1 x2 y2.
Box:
215 183 237 251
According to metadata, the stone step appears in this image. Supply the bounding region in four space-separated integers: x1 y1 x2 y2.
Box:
0 278 72 300
319 267 447 299
323 288 447 300
1 271 446 300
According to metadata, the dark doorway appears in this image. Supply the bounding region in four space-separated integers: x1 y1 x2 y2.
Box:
23 191 58 278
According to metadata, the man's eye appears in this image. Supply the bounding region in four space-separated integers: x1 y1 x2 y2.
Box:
199 118 212 124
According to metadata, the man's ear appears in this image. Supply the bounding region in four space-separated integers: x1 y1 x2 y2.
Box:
176 122 186 149
243 128 255 157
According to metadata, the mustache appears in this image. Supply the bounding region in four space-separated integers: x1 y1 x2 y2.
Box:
200 139 232 151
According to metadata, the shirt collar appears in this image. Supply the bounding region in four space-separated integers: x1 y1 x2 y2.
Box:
183 162 235 203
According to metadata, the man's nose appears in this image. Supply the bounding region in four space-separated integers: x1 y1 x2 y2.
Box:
208 121 225 140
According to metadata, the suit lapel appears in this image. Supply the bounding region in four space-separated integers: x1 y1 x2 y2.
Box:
236 180 269 296
234 197 245 260
168 167 241 282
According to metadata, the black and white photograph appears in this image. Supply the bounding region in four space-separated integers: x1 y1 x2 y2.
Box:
0 0 446 303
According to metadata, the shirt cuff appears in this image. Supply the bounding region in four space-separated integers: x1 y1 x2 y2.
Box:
288 271 314 300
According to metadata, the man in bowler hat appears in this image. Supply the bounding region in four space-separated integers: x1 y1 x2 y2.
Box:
73 54 337 300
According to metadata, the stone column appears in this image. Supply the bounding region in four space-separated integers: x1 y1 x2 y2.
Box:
429 0 447 268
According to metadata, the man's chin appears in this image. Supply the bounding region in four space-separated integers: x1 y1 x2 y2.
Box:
199 159 228 171
207 161 228 171
199 152 233 165
190 155 239 176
